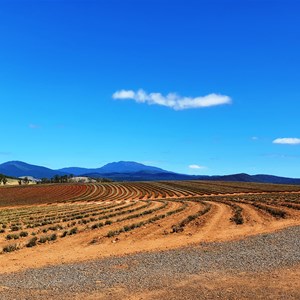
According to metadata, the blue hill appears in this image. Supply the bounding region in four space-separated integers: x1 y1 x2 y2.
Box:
0 160 299 185
0 161 67 179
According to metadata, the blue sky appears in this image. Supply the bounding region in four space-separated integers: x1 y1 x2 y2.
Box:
1 0 300 177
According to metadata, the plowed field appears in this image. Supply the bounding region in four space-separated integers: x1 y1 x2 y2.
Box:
0 180 300 299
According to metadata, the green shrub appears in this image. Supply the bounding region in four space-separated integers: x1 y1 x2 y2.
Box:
49 233 57 241
171 225 183 233
20 231 29 237
123 225 130 232
26 237 38 248
107 230 118 237
39 236 48 243
11 225 21 231
69 227 78 235
6 234 19 240
3 244 18 253
91 222 104 230
61 231 68 238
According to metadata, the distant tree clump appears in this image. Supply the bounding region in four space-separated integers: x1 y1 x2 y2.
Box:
51 174 72 183
23 177 30 185
96 177 113 183
0 175 8 185
38 174 75 184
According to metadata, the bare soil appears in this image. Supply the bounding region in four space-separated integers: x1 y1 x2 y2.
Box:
0 182 300 299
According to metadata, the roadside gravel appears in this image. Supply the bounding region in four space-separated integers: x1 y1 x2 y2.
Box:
0 226 299 299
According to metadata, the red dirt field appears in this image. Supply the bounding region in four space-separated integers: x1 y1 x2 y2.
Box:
0 180 300 299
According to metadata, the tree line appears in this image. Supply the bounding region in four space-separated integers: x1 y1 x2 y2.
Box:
0 174 113 185
38 174 74 184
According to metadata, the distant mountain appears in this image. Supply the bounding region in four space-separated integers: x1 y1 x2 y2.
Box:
0 161 170 179
200 173 300 185
58 161 167 176
81 171 191 181
252 174 300 185
0 160 299 185
98 161 166 174
57 167 92 176
81 171 300 184
0 161 67 179
204 173 260 183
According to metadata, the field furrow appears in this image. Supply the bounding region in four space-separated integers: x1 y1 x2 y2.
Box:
0 180 300 257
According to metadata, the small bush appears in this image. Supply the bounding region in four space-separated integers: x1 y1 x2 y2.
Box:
123 225 130 232
49 233 57 241
6 234 19 240
171 225 183 233
3 244 18 253
48 225 61 231
39 236 48 243
61 231 68 238
107 230 118 237
11 225 21 231
230 213 244 225
91 222 104 230
69 227 78 235
20 231 29 237
26 237 38 248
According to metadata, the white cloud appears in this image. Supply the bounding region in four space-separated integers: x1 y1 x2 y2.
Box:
273 138 300 145
189 164 206 169
112 90 135 99
112 89 232 110
251 136 258 140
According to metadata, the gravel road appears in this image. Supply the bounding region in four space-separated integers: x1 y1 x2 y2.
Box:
0 226 300 299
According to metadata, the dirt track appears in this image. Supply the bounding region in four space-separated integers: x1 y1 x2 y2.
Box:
0 225 299 299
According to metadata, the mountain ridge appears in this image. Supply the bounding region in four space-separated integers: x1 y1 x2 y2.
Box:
58 161 167 175
0 160 299 185
0 161 68 179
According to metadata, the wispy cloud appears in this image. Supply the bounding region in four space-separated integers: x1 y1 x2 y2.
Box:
112 89 232 110
251 136 258 140
189 164 206 169
55 124 67 129
263 153 300 159
29 124 40 129
141 160 165 166
273 138 300 145
0 151 12 156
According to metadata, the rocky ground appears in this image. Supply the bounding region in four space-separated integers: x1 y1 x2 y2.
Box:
0 226 299 299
